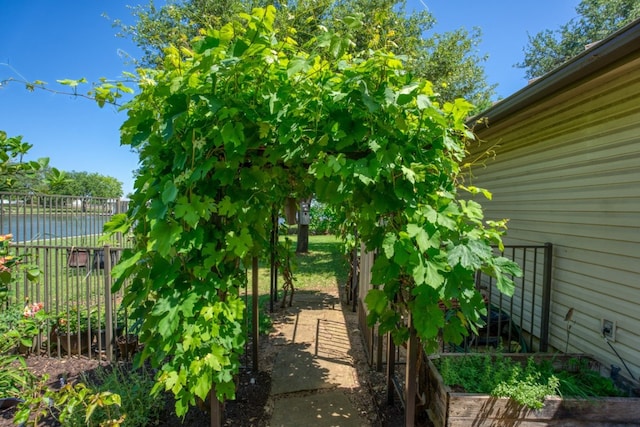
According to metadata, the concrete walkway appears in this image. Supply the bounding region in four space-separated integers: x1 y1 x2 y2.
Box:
267 291 371 427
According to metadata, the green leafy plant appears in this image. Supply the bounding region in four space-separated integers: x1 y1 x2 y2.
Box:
553 358 625 398
0 338 39 425
0 303 24 346
245 294 273 336
492 358 560 409
308 200 337 235
0 131 48 194
0 230 44 352
56 383 123 427
100 4 520 417
0 300 50 351
435 354 624 409
0 339 34 398
0 233 41 305
14 374 123 427
56 307 91 334
59 365 163 427
20 300 50 341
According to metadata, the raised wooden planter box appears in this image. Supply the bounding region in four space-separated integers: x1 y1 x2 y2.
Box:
425 353 640 427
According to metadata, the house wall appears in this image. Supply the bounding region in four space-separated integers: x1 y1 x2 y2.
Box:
470 53 640 379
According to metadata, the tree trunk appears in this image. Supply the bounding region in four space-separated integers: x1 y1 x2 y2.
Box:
296 199 310 253
296 224 309 253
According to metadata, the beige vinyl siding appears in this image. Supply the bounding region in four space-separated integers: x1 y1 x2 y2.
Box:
471 54 640 378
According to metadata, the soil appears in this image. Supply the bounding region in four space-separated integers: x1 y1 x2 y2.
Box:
0 296 428 427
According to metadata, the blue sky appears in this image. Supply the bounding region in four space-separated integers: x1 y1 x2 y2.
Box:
1 1 579 196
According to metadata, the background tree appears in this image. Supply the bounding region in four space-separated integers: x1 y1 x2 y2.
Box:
50 171 123 198
0 131 46 192
0 132 122 197
320 0 494 107
517 0 640 79
42 168 73 194
115 0 495 106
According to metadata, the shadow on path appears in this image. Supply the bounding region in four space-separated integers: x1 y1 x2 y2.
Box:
268 290 370 426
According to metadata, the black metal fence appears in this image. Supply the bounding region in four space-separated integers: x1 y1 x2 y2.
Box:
0 193 132 361
357 243 554 425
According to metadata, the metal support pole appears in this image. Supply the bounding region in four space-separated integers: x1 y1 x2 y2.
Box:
270 211 278 311
252 256 259 372
104 245 113 361
540 242 553 352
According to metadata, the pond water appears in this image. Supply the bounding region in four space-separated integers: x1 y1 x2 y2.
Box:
0 214 111 243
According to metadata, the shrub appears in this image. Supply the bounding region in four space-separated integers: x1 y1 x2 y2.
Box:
66 364 164 427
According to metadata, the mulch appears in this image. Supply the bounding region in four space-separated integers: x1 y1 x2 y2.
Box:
0 354 270 427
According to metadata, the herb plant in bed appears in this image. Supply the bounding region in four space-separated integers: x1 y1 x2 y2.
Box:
425 352 640 427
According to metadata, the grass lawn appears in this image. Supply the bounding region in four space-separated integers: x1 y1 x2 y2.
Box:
246 234 349 333
254 233 349 294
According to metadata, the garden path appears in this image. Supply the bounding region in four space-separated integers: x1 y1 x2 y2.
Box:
267 290 373 426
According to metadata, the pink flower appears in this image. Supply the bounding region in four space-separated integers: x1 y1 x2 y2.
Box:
23 301 45 318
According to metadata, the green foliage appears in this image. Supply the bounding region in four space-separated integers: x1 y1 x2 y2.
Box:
553 358 625 398
114 0 494 106
517 0 640 78
0 131 47 192
60 365 164 427
435 354 624 409
0 340 33 399
0 300 50 349
56 307 92 334
0 233 41 306
43 167 73 194
491 359 560 410
245 293 273 336
47 170 123 198
308 200 334 235
105 5 519 417
14 375 124 427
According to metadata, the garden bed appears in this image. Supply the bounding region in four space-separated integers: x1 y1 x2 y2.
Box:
425 353 640 427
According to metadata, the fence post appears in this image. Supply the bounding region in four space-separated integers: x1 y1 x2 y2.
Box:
104 245 114 361
115 199 123 250
540 243 553 352
350 236 359 312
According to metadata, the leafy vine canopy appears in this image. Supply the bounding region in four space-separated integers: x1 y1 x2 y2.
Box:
108 6 520 416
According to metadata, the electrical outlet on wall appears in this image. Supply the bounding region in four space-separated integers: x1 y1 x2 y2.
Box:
601 318 616 341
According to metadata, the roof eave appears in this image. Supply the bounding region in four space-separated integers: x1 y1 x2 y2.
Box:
469 18 640 129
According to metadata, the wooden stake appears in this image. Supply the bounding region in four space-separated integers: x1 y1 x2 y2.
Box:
210 388 221 427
